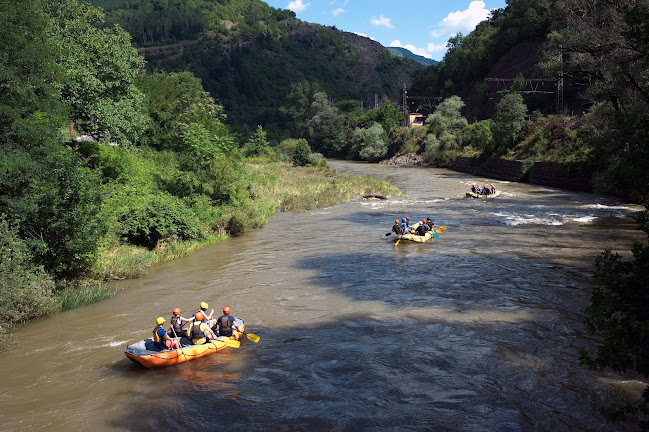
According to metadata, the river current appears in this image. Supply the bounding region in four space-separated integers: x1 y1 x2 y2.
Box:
0 161 645 431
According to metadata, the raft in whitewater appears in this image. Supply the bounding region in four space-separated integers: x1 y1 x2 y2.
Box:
464 190 501 198
124 318 244 368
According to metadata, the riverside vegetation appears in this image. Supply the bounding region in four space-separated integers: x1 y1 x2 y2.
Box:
0 0 398 349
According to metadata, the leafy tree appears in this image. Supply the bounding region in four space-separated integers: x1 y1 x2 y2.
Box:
353 123 389 161
426 96 468 132
582 206 649 427
292 139 312 166
280 81 322 137
0 0 67 145
494 93 528 149
465 119 495 154
44 0 149 146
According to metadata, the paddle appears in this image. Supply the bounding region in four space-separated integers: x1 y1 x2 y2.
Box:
241 331 260 343
218 338 240 348
385 232 391 236
395 239 400 246
169 325 187 358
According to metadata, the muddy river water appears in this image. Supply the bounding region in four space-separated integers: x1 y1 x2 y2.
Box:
0 161 646 431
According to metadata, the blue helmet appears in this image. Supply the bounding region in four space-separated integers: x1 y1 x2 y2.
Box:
401 223 406 229
401 218 406 223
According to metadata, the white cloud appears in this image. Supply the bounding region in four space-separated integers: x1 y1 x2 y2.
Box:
332 8 344 16
287 0 311 13
433 0 490 38
354 31 375 41
390 40 445 59
370 14 394 29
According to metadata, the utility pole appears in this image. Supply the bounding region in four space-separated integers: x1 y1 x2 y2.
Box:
374 93 378 109
556 45 564 115
402 83 409 127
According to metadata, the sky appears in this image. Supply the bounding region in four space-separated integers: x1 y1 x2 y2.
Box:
262 0 507 61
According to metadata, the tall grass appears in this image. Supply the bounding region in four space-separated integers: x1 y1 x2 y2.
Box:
57 283 119 311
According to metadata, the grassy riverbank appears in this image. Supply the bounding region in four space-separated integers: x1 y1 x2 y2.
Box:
93 161 400 281
0 158 400 351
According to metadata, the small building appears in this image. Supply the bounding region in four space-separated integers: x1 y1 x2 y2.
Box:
408 113 426 127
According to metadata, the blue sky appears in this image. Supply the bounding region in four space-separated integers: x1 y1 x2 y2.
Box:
263 0 507 61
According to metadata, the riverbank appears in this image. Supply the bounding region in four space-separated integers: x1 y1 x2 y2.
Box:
0 161 400 351
384 152 594 194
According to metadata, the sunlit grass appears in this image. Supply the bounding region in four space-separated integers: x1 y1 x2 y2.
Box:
92 161 401 280
57 283 119 311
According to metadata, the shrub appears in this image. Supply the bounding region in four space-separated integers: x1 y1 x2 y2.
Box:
292 138 312 166
0 218 57 326
118 192 204 249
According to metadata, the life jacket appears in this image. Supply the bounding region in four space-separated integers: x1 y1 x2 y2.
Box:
170 316 184 337
217 315 233 337
416 225 427 236
392 224 402 234
190 320 205 340
152 325 164 343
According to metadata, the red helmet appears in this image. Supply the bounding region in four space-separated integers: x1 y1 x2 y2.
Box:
195 312 204 321
422 220 426 224
395 220 399 224
172 308 180 316
223 307 231 314
406 217 410 220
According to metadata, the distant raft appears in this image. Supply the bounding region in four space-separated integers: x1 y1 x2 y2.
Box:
394 231 434 243
124 318 244 368
464 190 501 198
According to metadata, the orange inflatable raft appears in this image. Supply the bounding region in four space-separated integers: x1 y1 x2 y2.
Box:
124 318 244 368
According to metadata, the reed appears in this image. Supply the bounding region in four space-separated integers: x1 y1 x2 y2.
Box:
57 283 119 311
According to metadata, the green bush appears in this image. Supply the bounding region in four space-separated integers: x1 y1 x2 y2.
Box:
0 218 57 326
292 138 312 166
1 145 106 278
118 192 204 249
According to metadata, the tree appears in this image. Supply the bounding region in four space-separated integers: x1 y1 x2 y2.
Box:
0 0 67 145
425 96 468 132
582 206 649 426
543 0 649 110
45 0 149 146
243 125 270 156
494 93 528 148
353 123 389 161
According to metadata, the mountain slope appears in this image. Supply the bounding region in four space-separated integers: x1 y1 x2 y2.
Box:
387 47 438 66
90 0 423 139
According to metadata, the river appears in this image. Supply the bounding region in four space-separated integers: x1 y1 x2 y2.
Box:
0 161 645 431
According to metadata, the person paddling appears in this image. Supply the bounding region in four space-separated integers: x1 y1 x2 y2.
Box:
187 312 216 345
168 308 191 340
153 317 180 351
415 221 427 236
214 307 240 339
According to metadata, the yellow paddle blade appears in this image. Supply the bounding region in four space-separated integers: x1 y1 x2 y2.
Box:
220 339 240 348
461 193 466 198
245 332 260 343
395 239 400 247
440 226 447 231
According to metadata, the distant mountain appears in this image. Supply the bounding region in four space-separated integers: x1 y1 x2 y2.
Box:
387 47 438 66
90 0 423 139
